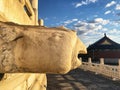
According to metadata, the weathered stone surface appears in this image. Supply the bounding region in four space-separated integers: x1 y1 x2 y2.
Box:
0 0 36 25
0 73 47 90
0 0 86 90
0 22 86 73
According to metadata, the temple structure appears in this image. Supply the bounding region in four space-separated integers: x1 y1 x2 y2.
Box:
87 34 120 64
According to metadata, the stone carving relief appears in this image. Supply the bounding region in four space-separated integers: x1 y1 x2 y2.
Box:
0 22 86 73
0 0 86 90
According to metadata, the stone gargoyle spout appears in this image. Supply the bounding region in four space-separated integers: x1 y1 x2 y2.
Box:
0 21 87 74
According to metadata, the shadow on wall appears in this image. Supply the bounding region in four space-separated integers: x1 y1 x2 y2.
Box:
0 73 4 80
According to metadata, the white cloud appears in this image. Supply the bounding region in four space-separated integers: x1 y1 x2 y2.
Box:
74 21 88 27
94 18 110 25
116 4 120 10
104 10 111 15
63 18 78 26
108 33 120 44
110 20 120 27
74 20 103 36
105 1 116 8
75 19 120 47
89 0 97 3
72 18 78 22
109 29 118 34
75 0 98 8
74 20 120 46
75 1 87 8
73 18 110 37
102 28 108 32
78 27 120 46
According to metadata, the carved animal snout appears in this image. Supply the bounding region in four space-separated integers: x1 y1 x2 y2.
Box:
0 22 87 74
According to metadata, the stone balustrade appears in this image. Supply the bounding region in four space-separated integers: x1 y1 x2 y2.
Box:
79 58 120 80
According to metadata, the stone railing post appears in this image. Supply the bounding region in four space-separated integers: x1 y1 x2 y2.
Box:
88 57 92 63
79 57 82 62
100 58 104 73
79 57 84 69
118 59 120 79
118 59 120 67
88 57 92 70
38 19 44 26
100 58 104 65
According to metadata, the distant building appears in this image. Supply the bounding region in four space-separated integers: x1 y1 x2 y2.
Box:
87 34 120 64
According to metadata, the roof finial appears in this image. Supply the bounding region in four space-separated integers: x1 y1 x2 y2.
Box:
104 33 106 37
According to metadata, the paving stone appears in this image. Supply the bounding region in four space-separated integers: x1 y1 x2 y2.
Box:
47 68 120 90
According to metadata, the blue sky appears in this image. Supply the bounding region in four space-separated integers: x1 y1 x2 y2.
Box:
38 0 120 47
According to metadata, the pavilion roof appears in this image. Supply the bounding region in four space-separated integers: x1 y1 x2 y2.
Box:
87 34 120 50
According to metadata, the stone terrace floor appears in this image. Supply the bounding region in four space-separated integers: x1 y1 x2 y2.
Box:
47 68 120 90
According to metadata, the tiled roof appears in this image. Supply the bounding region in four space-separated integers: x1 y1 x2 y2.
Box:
87 34 120 50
